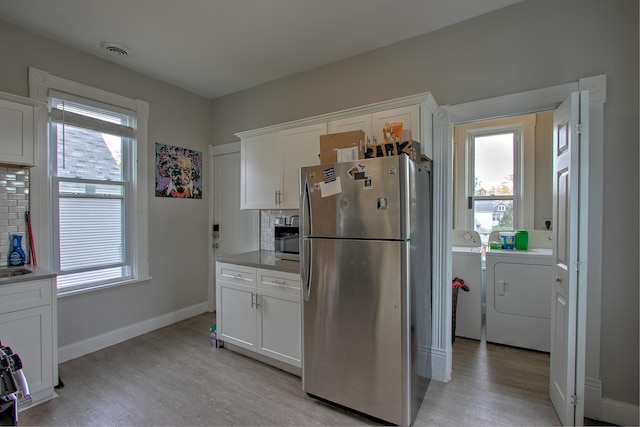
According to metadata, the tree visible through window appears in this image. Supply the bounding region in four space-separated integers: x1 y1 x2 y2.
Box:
470 132 516 239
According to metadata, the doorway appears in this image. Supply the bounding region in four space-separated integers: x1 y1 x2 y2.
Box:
208 142 259 311
432 74 606 424
450 112 556 417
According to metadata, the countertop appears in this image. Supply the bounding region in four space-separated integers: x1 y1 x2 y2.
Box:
0 264 57 285
215 250 300 275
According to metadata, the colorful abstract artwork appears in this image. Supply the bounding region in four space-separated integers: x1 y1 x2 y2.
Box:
155 143 202 199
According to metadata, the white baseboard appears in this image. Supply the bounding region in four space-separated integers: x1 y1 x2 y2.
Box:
600 398 639 427
58 302 209 363
429 345 450 382
584 377 603 419
584 376 638 426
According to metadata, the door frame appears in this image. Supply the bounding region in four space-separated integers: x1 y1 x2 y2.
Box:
208 141 242 312
432 75 605 415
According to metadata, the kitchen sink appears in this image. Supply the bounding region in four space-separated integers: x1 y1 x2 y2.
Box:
0 267 32 279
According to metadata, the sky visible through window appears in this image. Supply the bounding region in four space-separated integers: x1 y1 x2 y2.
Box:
474 133 513 194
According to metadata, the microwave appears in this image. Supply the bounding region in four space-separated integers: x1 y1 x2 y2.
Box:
274 225 299 261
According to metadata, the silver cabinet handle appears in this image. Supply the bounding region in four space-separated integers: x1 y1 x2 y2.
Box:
255 293 260 308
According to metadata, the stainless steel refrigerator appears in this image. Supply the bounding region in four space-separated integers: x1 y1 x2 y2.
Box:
299 155 431 426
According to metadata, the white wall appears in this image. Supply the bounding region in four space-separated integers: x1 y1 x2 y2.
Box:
0 21 213 352
210 0 639 412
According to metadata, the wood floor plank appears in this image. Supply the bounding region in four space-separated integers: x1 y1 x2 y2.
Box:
20 313 561 426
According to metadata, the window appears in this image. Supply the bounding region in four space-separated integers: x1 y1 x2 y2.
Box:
470 131 516 233
29 68 149 295
453 115 536 246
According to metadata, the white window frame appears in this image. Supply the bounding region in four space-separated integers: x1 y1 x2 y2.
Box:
453 114 536 232
28 67 150 296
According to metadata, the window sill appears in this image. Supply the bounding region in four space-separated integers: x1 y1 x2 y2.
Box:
56 275 152 298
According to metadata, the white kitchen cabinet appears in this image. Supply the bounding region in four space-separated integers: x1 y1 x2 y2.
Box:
0 94 40 167
216 262 301 369
328 105 420 148
0 278 57 405
216 263 257 349
255 268 301 366
240 123 326 209
240 131 281 210
279 123 326 208
328 113 373 143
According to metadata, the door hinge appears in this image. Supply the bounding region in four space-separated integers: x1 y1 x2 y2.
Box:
575 123 583 134
570 394 580 406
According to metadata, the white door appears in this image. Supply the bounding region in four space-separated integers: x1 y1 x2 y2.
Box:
550 92 588 425
210 143 259 309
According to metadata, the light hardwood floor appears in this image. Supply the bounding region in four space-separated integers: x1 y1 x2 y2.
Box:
20 313 562 426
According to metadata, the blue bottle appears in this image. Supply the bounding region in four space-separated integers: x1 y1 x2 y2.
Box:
8 234 26 266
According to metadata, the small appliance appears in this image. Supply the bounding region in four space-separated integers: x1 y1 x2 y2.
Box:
274 225 299 261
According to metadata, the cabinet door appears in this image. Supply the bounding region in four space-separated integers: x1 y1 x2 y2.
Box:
256 269 301 366
217 281 257 349
0 99 34 166
371 105 420 145
257 289 301 367
216 263 257 349
240 132 282 209
279 123 326 209
328 114 372 144
0 305 53 395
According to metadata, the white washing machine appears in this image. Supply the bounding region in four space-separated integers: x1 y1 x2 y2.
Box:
485 246 553 352
451 230 483 341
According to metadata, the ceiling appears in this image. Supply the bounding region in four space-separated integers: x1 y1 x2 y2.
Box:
0 0 523 99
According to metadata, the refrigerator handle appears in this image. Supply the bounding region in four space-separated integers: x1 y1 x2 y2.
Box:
302 238 312 301
300 176 312 301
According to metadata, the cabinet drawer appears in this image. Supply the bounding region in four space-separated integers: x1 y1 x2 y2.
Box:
0 279 52 313
257 268 300 297
217 263 256 287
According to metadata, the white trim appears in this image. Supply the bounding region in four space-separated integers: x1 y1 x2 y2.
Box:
56 275 152 298
584 377 603 420
600 398 639 427
432 76 605 392
432 106 454 381
57 301 208 363
208 141 244 313
236 92 436 138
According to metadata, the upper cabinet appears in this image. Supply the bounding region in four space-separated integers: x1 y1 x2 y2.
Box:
0 92 43 167
279 123 326 208
241 123 327 210
328 105 420 149
238 92 437 210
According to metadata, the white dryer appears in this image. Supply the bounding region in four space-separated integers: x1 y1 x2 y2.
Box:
485 243 553 352
451 230 483 341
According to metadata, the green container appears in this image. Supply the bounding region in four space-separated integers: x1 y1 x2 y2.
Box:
515 230 529 250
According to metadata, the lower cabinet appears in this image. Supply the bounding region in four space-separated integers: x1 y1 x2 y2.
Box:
0 278 57 405
216 262 301 369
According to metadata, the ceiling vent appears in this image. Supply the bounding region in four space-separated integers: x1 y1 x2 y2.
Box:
101 42 129 57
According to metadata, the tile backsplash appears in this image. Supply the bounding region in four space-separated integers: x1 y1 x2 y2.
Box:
0 167 30 267
260 209 298 251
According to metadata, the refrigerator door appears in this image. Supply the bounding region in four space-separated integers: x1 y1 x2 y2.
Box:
300 156 411 240
301 237 410 425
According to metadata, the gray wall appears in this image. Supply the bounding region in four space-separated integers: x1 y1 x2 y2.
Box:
210 0 639 408
0 22 213 348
